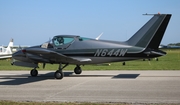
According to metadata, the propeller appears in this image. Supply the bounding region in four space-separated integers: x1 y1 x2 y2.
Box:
18 45 22 50
41 37 52 48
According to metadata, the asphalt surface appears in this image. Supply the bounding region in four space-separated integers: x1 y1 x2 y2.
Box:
0 70 180 104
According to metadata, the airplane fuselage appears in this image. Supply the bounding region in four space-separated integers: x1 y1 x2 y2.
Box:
13 37 166 65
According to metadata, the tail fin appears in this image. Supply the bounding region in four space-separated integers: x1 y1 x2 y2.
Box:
127 14 171 49
6 39 13 54
7 39 13 48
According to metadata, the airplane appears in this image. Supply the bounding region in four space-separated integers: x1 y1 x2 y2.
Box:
0 39 13 59
11 13 172 79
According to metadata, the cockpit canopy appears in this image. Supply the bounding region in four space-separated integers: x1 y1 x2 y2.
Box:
52 36 75 47
41 35 92 49
41 35 77 49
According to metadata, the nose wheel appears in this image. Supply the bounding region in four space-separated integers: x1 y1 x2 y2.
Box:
74 65 82 74
30 69 38 77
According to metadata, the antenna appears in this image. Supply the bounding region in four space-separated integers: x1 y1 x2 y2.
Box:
95 32 103 40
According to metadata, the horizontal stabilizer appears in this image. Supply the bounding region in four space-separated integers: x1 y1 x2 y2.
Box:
143 50 166 56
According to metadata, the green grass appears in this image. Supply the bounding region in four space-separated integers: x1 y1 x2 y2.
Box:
0 49 180 70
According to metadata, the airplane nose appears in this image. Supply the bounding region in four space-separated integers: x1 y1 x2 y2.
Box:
12 50 26 61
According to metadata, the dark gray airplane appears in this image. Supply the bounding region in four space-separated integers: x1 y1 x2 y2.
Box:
12 13 171 79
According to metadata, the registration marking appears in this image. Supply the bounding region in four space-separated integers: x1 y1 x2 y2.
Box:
94 49 128 57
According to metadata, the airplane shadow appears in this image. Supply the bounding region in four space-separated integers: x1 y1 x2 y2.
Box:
0 72 73 85
112 74 140 79
0 72 140 85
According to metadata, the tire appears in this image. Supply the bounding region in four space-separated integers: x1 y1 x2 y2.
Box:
30 69 38 77
74 67 82 74
54 70 64 79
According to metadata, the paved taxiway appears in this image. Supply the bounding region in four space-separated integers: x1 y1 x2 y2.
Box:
0 70 180 103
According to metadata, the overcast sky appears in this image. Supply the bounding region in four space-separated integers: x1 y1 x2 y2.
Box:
0 0 179 46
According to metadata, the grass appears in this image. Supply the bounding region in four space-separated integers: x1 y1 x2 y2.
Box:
0 49 180 70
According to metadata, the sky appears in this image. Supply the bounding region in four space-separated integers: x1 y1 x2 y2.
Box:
0 0 180 46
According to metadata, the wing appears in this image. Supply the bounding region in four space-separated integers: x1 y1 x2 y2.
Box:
25 48 92 64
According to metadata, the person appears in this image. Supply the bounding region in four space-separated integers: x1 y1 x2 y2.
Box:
57 37 64 45
53 36 64 46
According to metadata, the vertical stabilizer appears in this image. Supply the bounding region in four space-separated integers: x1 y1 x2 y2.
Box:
7 39 13 48
127 14 171 49
6 39 13 54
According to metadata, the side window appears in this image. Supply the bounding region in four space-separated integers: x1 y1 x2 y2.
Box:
63 38 74 44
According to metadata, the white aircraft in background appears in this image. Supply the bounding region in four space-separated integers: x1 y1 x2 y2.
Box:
0 39 13 59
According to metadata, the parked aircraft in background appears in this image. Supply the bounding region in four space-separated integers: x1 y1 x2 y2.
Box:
12 13 172 79
0 39 13 59
159 45 180 49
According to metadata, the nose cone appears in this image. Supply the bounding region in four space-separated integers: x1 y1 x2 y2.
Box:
12 50 26 61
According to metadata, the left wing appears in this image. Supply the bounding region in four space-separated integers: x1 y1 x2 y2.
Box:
25 48 92 64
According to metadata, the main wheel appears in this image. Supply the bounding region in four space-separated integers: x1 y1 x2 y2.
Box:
74 66 82 74
30 69 38 77
54 70 64 79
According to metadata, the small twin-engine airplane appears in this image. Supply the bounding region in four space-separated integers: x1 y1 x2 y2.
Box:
12 13 172 79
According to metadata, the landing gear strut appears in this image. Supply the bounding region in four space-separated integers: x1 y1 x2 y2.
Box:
30 68 38 77
54 63 68 79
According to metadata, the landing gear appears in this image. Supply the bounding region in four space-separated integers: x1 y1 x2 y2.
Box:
29 63 82 80
30 68 38 77
54 70 64 79
54 63 68 79
74 65 82 74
